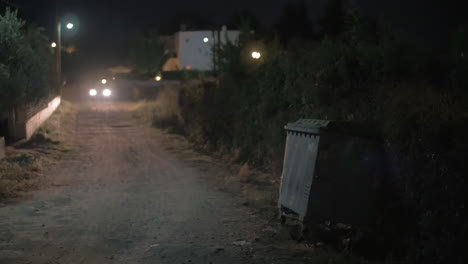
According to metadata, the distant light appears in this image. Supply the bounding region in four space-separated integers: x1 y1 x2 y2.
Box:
89 89 97 96
101 79 107 84
112 77 116 81
251 51 261 59
66 23 74 29
51 42 57 48
185 65 192 70
155 76 162 81
65 45 76 54
103 89 112 97
203 37 209 43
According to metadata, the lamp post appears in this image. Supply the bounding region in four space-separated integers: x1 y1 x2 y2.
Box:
55 21 74 93
251 51 261 59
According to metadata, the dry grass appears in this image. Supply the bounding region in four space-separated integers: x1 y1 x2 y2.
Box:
0 153 43 199
35 100 77 144
238 163 254 182
0 100 77 199
133 87 183 132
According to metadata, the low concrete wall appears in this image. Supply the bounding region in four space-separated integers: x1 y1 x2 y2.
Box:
10 96 61 140
0 137 5 160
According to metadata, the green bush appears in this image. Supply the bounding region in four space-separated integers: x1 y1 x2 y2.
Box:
0 9 53 111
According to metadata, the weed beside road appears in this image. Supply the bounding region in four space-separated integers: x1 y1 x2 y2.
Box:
0 101 76 200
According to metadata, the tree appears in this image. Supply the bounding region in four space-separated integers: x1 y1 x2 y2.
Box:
319 0 345 38
275 1 315 44
24 24 54 96
129 31 169 74
0 8 24 109
0 9 53 112
229 9 260 33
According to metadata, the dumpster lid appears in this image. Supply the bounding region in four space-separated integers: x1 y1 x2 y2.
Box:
285 119 380 138
284 119 331 134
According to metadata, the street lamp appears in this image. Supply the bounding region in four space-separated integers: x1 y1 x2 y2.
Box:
51 42 57 48
101 79 107 84
251 51 261 59
55 19 76 92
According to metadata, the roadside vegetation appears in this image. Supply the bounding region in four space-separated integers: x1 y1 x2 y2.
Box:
0 9 54 112
139 2 467 263
127 31 169 76
0 101 76 199
0 8 66 200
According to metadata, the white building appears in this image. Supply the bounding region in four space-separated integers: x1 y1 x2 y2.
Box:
163 27 240 71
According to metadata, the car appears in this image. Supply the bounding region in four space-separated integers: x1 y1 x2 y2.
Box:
88 78 113 98
89 87 112 98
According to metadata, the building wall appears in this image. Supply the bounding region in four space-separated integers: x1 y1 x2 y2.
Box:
162 57 180 71
8 96 61 141
175 30 240 71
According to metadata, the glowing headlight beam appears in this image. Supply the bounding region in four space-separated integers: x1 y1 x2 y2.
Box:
89 89 97 96
103 89 112 97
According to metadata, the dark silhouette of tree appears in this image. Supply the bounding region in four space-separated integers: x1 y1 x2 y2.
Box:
275 1 314 44
160 12 214 34
229 9 260 32
128 31 168 74
319 0 345 38
0 9 53 110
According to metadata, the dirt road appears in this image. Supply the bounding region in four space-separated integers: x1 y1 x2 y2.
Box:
0 101 311 264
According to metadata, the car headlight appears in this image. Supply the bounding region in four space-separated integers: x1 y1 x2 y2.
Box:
103 88 112 97
89 89 97 96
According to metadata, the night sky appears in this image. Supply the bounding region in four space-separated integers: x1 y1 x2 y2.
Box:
11 0 329 73
5 0 467 75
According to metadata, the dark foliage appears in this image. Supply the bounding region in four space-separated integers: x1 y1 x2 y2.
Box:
128 31 169 75
319 0 345 38
0 9 53 111
275 1 315 43
176 6 467 263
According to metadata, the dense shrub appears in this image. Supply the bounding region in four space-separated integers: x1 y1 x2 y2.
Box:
177 11 467 263
0 9 53 111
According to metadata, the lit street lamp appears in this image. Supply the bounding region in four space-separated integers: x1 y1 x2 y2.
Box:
251 51 261 59
101 79 107 84
55 18 77 92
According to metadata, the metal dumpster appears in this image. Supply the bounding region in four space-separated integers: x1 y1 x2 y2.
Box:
278 119 385 229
